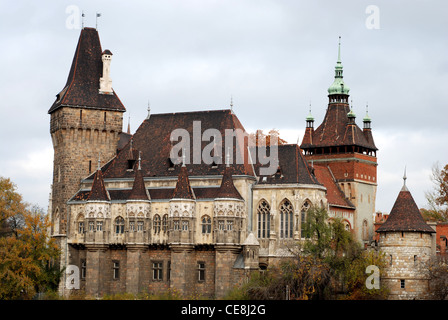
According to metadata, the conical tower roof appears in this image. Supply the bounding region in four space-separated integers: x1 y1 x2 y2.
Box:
376 174 435 234
216 165 243 200
171 164 195 200
128 155 150 201
87 167 110 202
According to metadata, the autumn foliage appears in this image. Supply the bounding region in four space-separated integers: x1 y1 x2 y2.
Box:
0 176 61 299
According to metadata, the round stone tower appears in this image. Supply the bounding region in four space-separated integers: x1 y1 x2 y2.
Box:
376 172 436 299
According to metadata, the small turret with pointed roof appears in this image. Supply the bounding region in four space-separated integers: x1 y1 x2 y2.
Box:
171 155 195 200
376 169 435 234
87 154 110 201
327 36 350 98
128 152 150 201
216 150 243 200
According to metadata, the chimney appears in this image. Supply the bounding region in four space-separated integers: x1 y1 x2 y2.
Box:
99 49 113 94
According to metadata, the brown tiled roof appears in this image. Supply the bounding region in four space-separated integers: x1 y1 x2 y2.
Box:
313 165 355 209
300 104 377 151
376 186 435 233
48 27 126 114
254 144 320 185
216 165 243 200
102 109 254 180
128 166 150 201
86 169 110 201
171 165 195 200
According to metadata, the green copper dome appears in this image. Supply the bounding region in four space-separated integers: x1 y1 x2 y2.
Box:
347 107 356 118
328 37 350 95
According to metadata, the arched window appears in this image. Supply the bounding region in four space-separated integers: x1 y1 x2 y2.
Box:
162 214 168 233
115 216 125 234
280 199 293 239
153 214 161 234
257 200 271 239
301 200 311 238
201 215 212 234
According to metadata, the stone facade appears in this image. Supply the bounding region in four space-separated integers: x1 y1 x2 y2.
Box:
379 231 433 299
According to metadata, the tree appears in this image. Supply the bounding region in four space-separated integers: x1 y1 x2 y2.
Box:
0 176 61 299
0 177 27 237
424 162 448 222
248 129 288 147
301 206 333 259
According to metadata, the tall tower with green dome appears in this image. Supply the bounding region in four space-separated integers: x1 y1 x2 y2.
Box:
301 37 378 244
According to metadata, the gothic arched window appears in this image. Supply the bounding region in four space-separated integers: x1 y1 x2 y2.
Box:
301 200 311 238
162 214 168 233
201 215 212 234
153 214 161 234
115 216 125 234
280 199 293 239
257 200 271 239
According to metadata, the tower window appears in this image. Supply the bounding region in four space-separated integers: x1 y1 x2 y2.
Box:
198 262 205 282
201 215 212 234
152 261 163 281
127 159 136 170
113 261 120 279
104 112 107 123
400 279 405 289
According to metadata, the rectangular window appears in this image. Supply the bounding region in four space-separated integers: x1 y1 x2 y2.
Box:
167 261 171 281
400 279 405 289
81 260 86 279
198 262 205 282
129 221 135 231
113 261 120 279
218 220 225 231
152 261 163 281
137 221 144 231
89 221 94 231
227 220 233 231
78 222 84 233
173 220 180 231
182 220 189 231
96 221 103 231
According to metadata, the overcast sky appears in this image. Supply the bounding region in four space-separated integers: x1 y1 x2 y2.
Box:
1 0 447 215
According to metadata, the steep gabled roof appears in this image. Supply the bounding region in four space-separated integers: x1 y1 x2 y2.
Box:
86 168 110 201
376 184 435 233
48 27 125 114
216 165 243 200
171 165 195 200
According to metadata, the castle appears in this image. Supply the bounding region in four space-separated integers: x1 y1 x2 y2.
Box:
48 27 435 299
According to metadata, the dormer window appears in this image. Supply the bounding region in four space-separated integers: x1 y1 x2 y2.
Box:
168 158 175 171
127 159 136 170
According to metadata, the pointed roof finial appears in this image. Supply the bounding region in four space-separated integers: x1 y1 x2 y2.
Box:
338 36 342 62
401 166 409 191
306 101 314 121
230 96 234 114
138 151 142 171
127 114 131 134
97 152 101 171
363 102 372 122
146 100 151 120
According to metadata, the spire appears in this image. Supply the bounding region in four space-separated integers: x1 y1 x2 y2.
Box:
127 115 131 134
216 165 243 200
146 100 151 120
328 36 350 96
230 96 234 114
87 157 110 202
128 151 150 201
402 166 408 191
306 102 314 128
172 164 195 200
